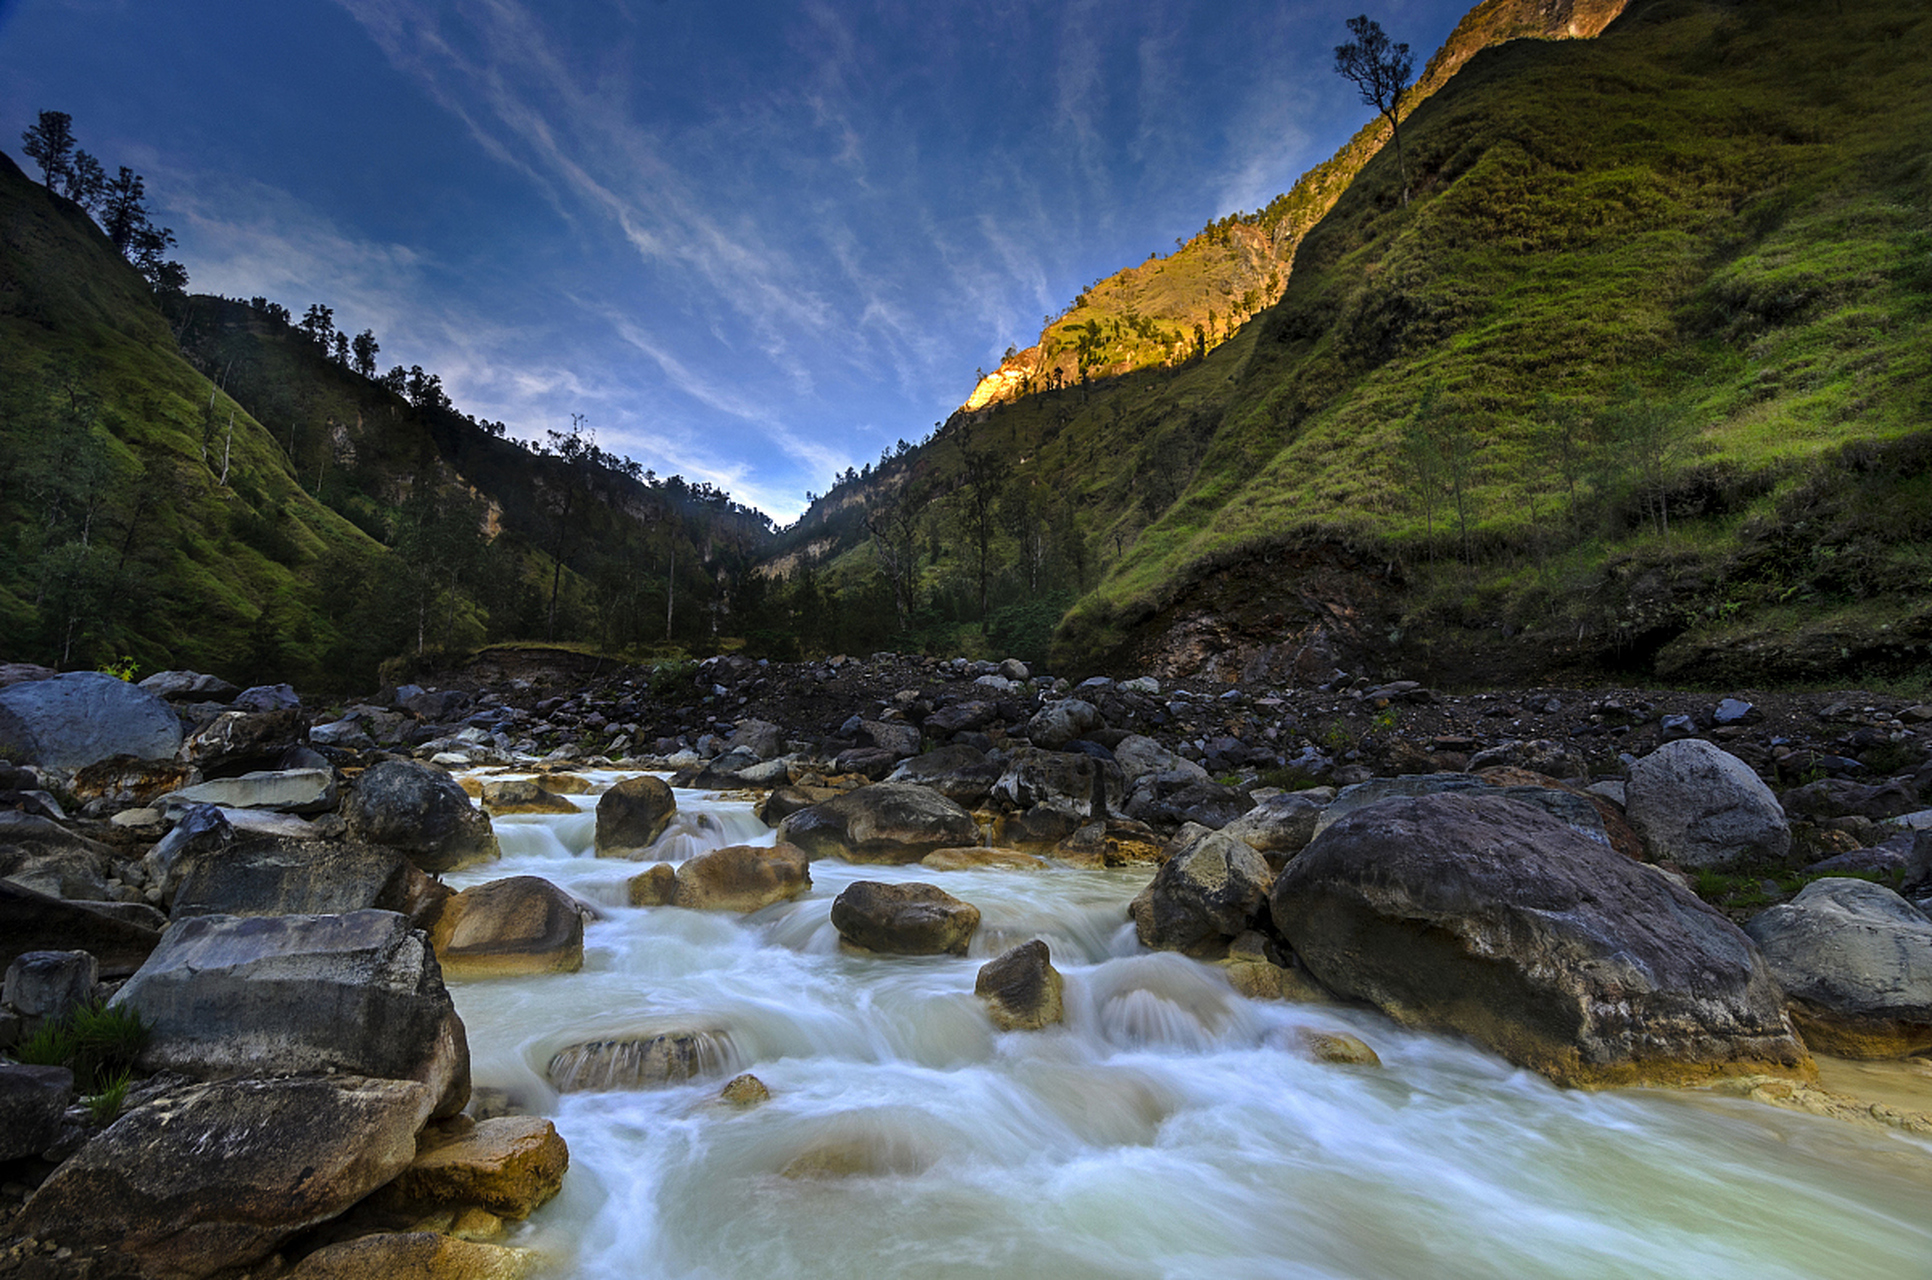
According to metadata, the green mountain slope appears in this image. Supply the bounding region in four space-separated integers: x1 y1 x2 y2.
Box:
963 0 1628 410
770 0 1932 686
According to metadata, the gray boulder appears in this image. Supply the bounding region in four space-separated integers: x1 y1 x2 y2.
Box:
831 880 980 955
726 718 785 760
924 700 997 738
595 774 678 856
1625 738 1791 870
181 707 309 775
857 719 922 759
345 759 500 873
1129 829 1272 957
1025 699 1102 750
1220 792 1329 865
1744 878 1932 1059
1272 793 1811 1088
1314 773 1611 848
885 745 1002 805
3 949 98 1024
168 835 448 927
113 909 470 1118
138 670 241 703
991 748 1124 820
159 767 339 816
15 1074 431 1280
778 783 978 864
235 682 302 712
1113 734 1210 786
0 882 163 978
0 810 114 900
0 1063 71 1161
0 671 183 770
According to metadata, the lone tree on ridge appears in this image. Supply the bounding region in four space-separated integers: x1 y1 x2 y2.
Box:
1334 15 1415 206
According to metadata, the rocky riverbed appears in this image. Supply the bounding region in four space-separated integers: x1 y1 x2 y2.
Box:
2 651 1931 1278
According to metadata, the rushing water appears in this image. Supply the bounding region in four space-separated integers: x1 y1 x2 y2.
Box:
446 773 1932 1279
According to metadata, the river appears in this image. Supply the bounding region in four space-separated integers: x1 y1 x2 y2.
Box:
444 773 1932 1279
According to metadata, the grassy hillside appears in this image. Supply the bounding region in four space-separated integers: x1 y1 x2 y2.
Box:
769 0 1932 685
0 152 387 681
964 0 1628 409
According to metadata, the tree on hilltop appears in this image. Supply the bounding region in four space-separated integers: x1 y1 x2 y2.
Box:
1334 15 1415 206
21 110 75 188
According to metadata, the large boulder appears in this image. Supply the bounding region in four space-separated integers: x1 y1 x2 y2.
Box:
3 949 99 1025
0 810 114 900
1314 773 1612 849
181 707 309 776
1113 735 1210 787
830 880 980 956
975 940 1064 1031
1025 699 1102 750
1744 878 1932 1059
777 783 978 864
1624 738 1791 870
371 1115 569 1220
346 759 501 874
595 774 678 856
990 748 1125 819
1129 829 1272 957
726 718 786 760
0 1063 71 1161
113 909 470 1118
0 671 183 770
884 745 1003 805
431 876 586 979
1272 793 1812 1088
1220 792 1329 865
169 835 449 926
0 882 163 978
139 670 241 703
14 1075 432 1280
669 843 811 912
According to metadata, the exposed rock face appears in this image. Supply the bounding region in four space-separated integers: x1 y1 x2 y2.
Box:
15 1075 433 1280
0 1062 71 1161
1130 829 1273 957
975 940 1064 1031
1624 738 1791 870
346 759 501 874
595 774 678 856
778 783 978 864
1271 793 1812 1088
373 1115 569 1220
431 876 586 979
668 842 811 912
1745 878 1932 1059
0 671 183 770
113 909 471 1118
168 836 449 926
830 880 981 955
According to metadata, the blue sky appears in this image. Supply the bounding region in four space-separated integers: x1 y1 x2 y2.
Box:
0 0 1471 522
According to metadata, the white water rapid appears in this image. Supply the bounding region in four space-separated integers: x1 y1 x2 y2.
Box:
445 773 1932 1279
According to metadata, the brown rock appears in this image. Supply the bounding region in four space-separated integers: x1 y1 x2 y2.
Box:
595 775 677 856
375 1116 569 1220
830 880 980 956
920 846 1048 872
1296 1028 1381 1066
479 779 576 816
285 1232 531 1280
627 863 677 906
975 940 1065 1031
720 1073 771 1107
432 877 585 979
670 843 811 912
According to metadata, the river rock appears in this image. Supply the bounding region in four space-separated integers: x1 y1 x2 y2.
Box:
924 699 997 739
885 745 1002 805
0 1063 72 1160
169 835 449 926
1129 829 1272 957
0 881 163 977
479 778 577 815
0 671 183 770
627 863 677 906
1053 818 1165 867
182 707 308 775
1779 777 1923 823
14 1074 433 1280
373 1115 569 1219
857 718 922 759
3 948 98 1024
431 876 586 979
1025 699 1102 750
347 759 501 874
114 909 470 1118
1220 792 1328 865
547 1029 734 1092
670 842 811 912
777 782 978 863
921 846 1049 872
1272 793 1811 1087
286 1232 531 1280
1313 773 1609 848
1744 878 1932 1059
991 748 1124 820
830 880 980 955
1624 738 1792 870
139 670 241 703
0 810 114 900
595 774 678 856
1113 734 1210 786
160 767 339 816
975 940 1064 1030
1296 1028 1381 1066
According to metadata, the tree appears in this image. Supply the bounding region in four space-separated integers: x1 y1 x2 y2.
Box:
63 151 106 211
1334 16 1415 206
300 304 336 352
21 111 75 188
351 329 380 378
98 166 186 291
